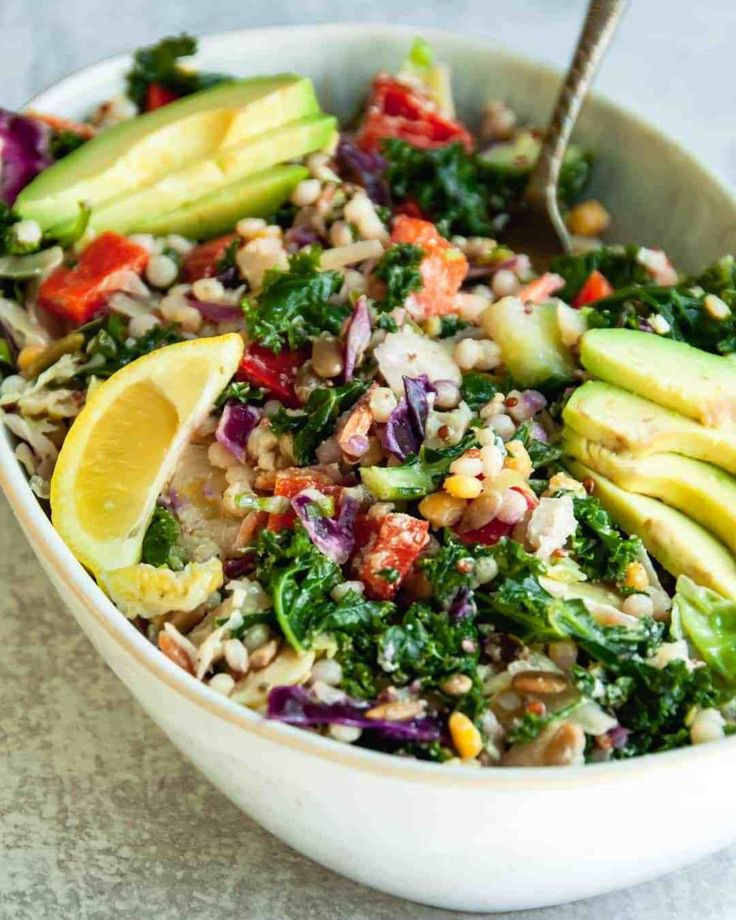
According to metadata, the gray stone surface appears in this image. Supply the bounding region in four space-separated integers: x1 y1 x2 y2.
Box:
2 1 736 917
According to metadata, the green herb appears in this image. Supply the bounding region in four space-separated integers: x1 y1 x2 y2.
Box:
126 33 230 109
438 315 468 338
459 372 499 412
0 203 39 257
377 567 400 584
508 700 582 745
270 379 368 464
214 380 265 409
141 506 183 569
243 246 345 353
373 242 424 311
49 129 88 160
567 493 643 586
76 315 183 379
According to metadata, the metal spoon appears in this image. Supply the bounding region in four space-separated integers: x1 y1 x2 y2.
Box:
502 0 629 265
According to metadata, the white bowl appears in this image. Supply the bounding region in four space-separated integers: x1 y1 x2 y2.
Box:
5 24 736 914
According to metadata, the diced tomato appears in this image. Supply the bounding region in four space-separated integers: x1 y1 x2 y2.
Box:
182 233 238 283
572 270 614 308
353 513 381 551
38 232 149 325
389 215 468 318
268 468 340 531
457 488 537 546
357 75 474 154
238 344 304 406
517 272 565 305
359 512 430 600
146 82 180 111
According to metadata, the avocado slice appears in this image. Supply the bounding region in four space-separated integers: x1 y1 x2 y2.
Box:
580 328 736 429
16 75 319 230
83 113 336 236
481 296 576 389
135 163 308 239
564 381 736 475
568 461 736 600
564 430 736 556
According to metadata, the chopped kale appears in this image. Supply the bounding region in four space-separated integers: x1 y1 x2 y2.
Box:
214 380 265 409
549 244 651 302
141 506 183 569
420 530 495 609
567 493 643 586
243 246 346 353
0 202 39 256
49 129 88 160
373 242 424 311
459 372 499 411
438 315 468 338
76 315 183 379
270 378 368 464
126 33 230 110
507 700 582 745
515 420 562 472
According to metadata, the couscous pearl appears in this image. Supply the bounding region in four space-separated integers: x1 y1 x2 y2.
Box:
690 708 726 745
454 338 480 371
449 453 484 477
328 723 362 743
12 219 42 247
145 253 179 289
369 386 398 423
479 443 504 478
165 234 194 256
492 269 520 298
622 593 655 619
236 217 267 239
433 379 460 409
192 277 225 303
489 413 516 440
290 178 322 207
496 488 529 524
310 658 343 686
208 673 235 696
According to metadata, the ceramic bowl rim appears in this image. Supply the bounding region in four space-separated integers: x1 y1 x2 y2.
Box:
7 21 736 791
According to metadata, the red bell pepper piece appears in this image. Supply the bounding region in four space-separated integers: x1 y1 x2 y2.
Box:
359 512 430 599
237 344 304 406
268 468 340 531
146 82 180 111
457 489 537 546
389 215 468 318
572 270 614 308
357 75 473 154
182 233 238 283
38 231 149 325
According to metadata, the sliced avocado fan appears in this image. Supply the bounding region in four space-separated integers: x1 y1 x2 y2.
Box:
564 380 736 475
568 461 736 601
564 430 736 557
580 328 736 429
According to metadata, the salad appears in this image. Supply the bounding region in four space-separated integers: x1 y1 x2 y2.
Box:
2 34 736 769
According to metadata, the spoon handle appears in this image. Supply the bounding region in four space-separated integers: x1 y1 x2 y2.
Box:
525 0 628 243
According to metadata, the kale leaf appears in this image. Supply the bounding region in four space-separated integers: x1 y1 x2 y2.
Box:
550 244 651 302
243 246 346 353
126 34 230 109
75 315 183 379
373 242 424 311
567 493 643 586
515 419 562 472
49 129 88 160
214 380 265 409
460 372 499 412
141 506 183 569
420 530 495 609
270 378 368 463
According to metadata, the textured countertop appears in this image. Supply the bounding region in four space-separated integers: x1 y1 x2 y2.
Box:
2 1 736 918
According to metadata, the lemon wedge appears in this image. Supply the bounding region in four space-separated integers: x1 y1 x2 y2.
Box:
51 333 244 575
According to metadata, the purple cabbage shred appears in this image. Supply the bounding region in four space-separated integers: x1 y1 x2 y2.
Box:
215 403 261 463
380 375 434 460
0 109 52 205
335 136 389 205
291 491 359 565
449 587 477 620
267 685 443 743
344 295 371 381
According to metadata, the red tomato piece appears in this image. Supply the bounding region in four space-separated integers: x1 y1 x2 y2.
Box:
390 214 468 318
182 233 238 283
268 468 340 531
38 232 149 325
359 512 430 600
146 82 180 111
457 489 537 546
357 75 473 154
517 272 565 305
237 344 304 406
572 270 614 308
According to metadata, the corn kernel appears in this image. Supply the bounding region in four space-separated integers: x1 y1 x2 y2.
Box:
418 491 466 528
448 711 483 760
503 440 533 479
624 561 649 591
444 474 483 499
704 293 731 321
17 344 45 374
